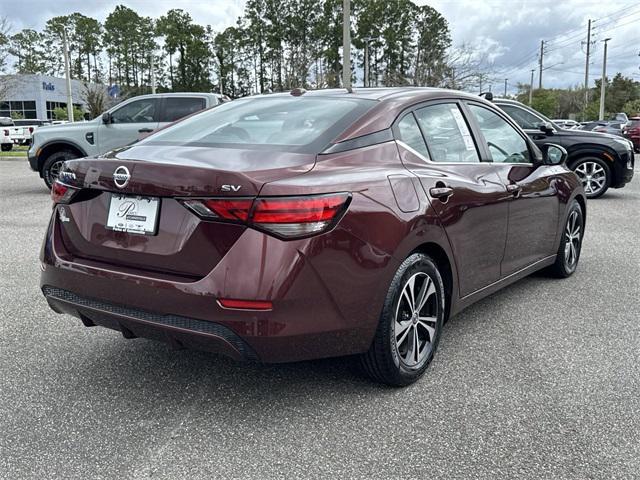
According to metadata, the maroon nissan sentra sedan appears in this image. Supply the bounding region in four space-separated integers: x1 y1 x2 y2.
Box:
41 88 585 386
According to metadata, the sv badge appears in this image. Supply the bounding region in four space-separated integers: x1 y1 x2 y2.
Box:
221 184 242 192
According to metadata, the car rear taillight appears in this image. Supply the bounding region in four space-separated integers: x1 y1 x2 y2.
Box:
51 181 78 204
182 198 252 221
2 129 8 136
180 193 351 239
29 127 34 134
252 194 349 238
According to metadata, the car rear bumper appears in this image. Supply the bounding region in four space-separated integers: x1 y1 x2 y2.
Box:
40 210 394 363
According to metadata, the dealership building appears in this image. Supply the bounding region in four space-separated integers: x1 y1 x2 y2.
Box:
0 74 88 120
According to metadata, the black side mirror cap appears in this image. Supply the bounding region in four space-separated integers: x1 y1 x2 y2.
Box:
541 143 567 165
101 112 111 124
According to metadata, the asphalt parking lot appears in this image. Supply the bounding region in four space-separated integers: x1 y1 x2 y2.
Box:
1 157 639 479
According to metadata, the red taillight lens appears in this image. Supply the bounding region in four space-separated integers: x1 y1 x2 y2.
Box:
51 181 77 204
182 198 252 221
218 299 273 311
29 127 34 133
180 193 351 239
252 194 350 238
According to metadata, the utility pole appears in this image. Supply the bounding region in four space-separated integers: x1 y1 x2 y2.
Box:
504 78 508 97
599 38 611 121
529 69 535 105
150 54 156 94
342 0 351 91
62 29 74 123
538 40 544 89
584 19 592 108
363 36 373 87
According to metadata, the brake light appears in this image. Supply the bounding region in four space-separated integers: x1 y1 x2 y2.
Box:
2 129 8 136
51 181 78 204
29 127 34 134
252 194 349 238
180 193 351 239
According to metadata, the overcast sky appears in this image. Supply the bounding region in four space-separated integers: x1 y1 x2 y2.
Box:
2 0 639 93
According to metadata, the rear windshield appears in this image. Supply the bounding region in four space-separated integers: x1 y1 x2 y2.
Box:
140 96 376 153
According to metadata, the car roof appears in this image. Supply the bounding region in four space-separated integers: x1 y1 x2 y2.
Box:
258 87 496 142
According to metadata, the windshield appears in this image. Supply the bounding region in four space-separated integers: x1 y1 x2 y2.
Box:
141 96 376 153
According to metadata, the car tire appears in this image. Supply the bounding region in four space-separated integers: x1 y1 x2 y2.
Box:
42 150 79 189
571 157 610 199
360 253 445 387
1 143 12 151
548 200 584 278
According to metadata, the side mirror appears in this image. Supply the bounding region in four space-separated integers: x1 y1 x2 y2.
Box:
101 112 112 124
541 143 567 165
539 122 554 135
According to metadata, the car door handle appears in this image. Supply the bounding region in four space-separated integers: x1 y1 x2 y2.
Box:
138 128 154 133
506 184 522 196
429 186 454 200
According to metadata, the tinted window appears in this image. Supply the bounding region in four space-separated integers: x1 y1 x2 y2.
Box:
468 104 531 164
414 103 480 163
111 98 158 124
142 96 375 152
397 113 429 159
161 97 206 122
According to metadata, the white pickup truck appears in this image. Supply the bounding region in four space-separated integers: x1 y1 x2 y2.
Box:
28 92 227 188
1 117 13 151
10 119 51 146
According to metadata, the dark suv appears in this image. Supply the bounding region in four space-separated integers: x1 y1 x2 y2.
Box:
494 98 634 198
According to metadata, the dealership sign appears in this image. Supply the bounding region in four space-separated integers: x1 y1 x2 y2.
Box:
42 82 55 91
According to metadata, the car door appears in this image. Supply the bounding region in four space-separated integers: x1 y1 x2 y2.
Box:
465 102 560 276
97 97 160 154
395 101 510 297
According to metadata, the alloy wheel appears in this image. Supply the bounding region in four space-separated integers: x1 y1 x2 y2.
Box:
574 161 606 196
394 272 438 367
47 160 65 185
564 210 581 269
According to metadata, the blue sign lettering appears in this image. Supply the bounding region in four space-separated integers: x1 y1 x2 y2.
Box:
42 82 55 92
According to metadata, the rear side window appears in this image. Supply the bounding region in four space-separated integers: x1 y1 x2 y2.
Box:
161 97 206 122
468 104 531 164
142 96 376 153
414 104 480 163
397 113 429 159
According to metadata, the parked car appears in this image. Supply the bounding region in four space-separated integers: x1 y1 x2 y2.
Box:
10 119 50 146
42 87 586 386
592 121 625 137
553 119 579 129
623 117 640 152
1 117 13 151
493 98 635 198
28 93 227 188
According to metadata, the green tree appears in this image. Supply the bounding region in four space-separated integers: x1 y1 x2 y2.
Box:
9 29 44 74
623 99 640 117
52 106 85 121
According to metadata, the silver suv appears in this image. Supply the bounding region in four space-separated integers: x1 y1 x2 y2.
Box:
28 93 226 188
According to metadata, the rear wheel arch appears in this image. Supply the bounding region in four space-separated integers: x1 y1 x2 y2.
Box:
410 242 454 322
574 194 586 228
